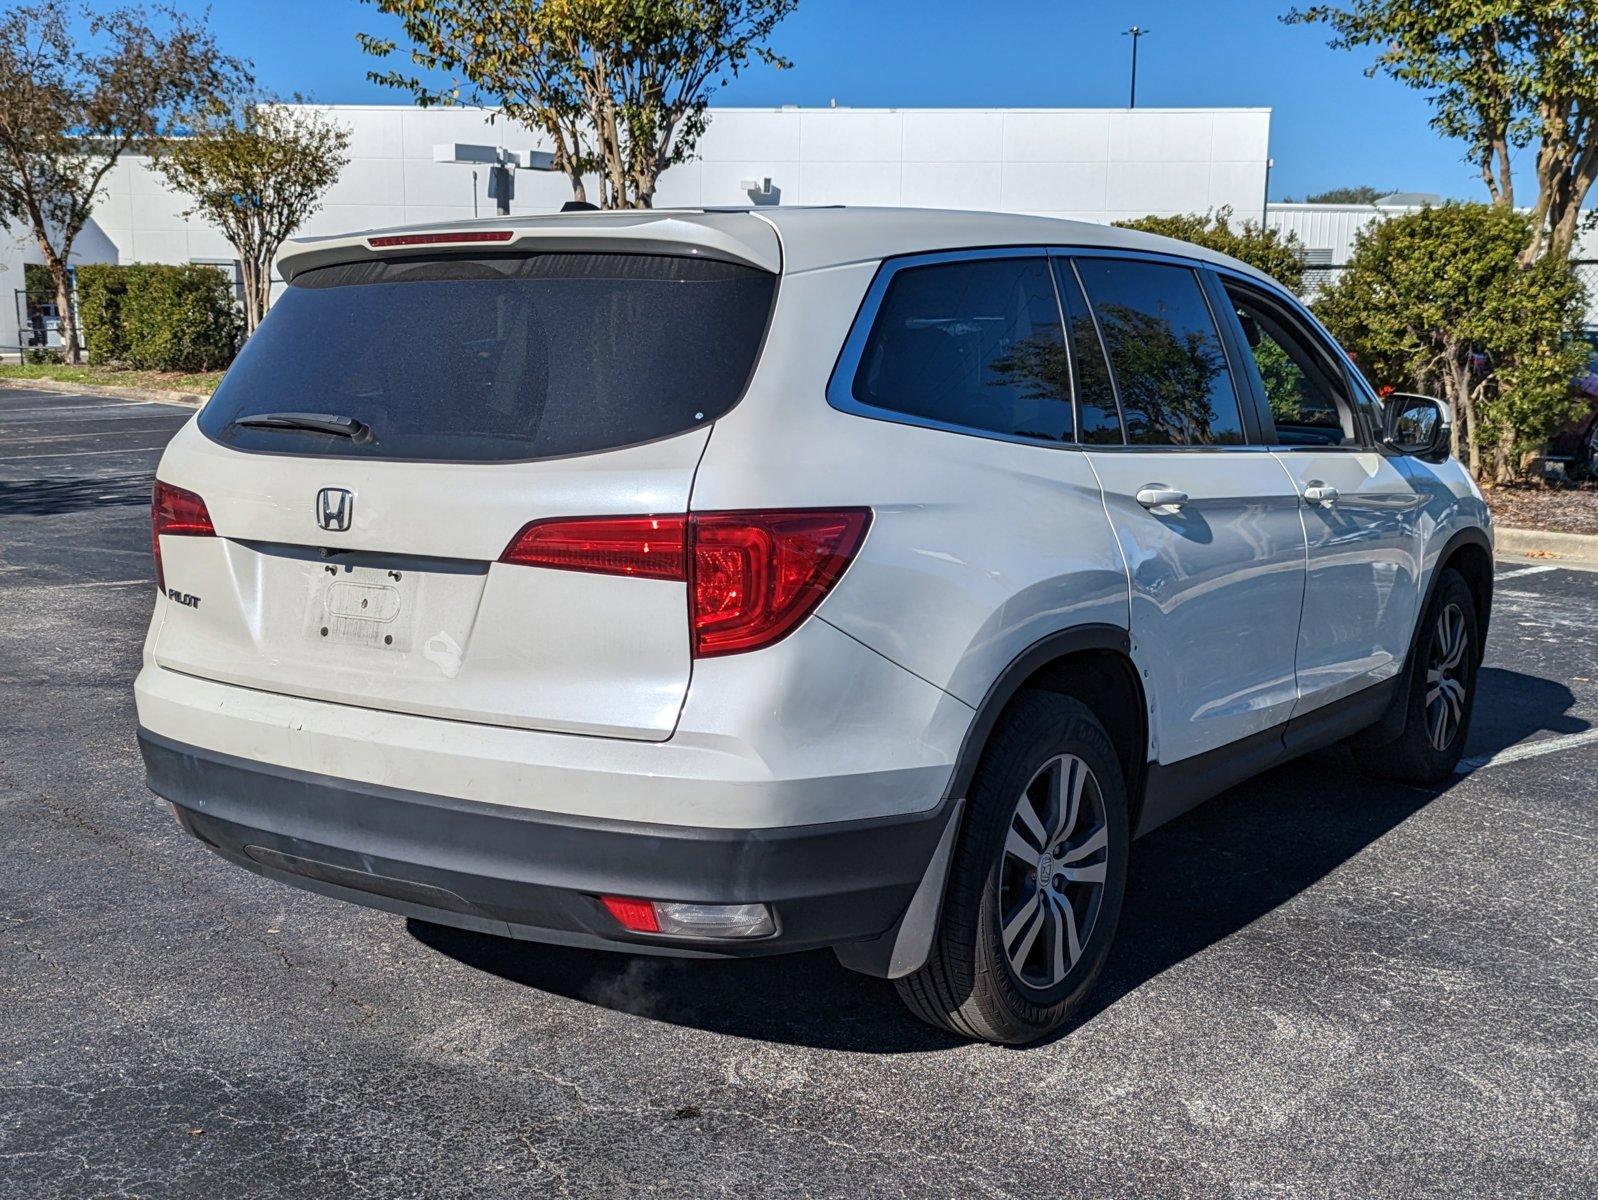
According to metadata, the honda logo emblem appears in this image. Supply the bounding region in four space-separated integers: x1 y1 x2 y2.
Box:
316 487 354 532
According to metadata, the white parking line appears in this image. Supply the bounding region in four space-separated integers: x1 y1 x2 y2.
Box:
3 425 181 446
0 444 170 461
22 578 150 589
1456 726 1598 774
1494 564 1562 581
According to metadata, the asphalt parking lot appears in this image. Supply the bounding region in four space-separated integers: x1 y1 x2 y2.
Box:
1 385 1595 1199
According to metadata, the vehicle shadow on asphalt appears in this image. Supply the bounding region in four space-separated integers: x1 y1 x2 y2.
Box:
410 666 1582 1053
0 474 153 516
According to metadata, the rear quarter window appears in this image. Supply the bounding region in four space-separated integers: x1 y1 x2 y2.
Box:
199 253 777 462
847 255 1074 444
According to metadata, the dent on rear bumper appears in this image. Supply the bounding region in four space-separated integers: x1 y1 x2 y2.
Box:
133 614 971 830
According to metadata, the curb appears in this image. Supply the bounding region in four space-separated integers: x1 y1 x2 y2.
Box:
1495 525 1598 563
0 376 208 408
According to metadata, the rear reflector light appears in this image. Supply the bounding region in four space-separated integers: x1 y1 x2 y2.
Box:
367 230 515 248
498 508 871 657
151 480 215 591
599 896 660 933
600 896 775 939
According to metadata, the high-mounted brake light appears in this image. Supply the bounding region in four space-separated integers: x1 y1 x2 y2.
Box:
498 508 872 658
367 230 516 248
151 480 215 592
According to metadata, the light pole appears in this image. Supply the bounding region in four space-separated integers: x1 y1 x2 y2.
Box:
1123 26 1149 108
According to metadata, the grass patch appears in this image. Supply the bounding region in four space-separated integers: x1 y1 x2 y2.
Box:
0 362 222 394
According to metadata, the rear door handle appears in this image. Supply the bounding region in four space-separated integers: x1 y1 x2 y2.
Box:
1302 483 1340 507
1135 487 1189 511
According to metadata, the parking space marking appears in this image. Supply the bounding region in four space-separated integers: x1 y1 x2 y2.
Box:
1457 725 1598 774
1495 564 1562 581
4 578 152 590
0 444 172 461
2 425 185 446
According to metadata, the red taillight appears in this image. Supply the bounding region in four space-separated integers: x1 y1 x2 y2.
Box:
368 230 515 248
500 515 687 580
151 480 215 592
497 508 871 657
690 510 872 657
600 896 660 933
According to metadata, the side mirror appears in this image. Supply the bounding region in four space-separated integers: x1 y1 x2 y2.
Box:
1382 393 1451 461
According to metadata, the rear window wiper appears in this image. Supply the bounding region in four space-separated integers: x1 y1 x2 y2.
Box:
231 412 375 443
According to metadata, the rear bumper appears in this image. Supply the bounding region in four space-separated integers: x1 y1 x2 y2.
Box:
139 729 955 959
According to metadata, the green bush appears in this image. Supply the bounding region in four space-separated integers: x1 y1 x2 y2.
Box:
75 263 130 365
1314 204 1588 482
72 262 240 372
1114 208 1307 294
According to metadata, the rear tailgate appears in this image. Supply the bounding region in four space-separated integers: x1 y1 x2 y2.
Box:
151 244 777 741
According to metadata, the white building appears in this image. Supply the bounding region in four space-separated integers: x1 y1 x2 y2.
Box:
2 103 1273 351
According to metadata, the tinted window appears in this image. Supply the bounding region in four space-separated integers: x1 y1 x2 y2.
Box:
200 253 776 461
1227 286 1355 446
1055 262 1123 444
1075 259 1246 446
851 256 1072 443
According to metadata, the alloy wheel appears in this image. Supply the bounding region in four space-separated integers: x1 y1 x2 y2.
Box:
1425 602 1470 752
998 753 1109 991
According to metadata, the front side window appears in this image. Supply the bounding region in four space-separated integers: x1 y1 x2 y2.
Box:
851 256 1073 444
1075 259 1246 447
1226 284 1357 446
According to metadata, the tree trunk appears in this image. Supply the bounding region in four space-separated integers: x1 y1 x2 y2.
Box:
1449 355 1482 480
239 257 264 335
48 259 79 365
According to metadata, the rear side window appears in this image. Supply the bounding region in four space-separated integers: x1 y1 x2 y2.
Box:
1075 258 1246 447
850 256 1073 444
1055 262 1123 444
199 253 777 462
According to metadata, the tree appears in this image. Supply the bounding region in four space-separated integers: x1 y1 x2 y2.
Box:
1314 203 1587 481
155 101 351 333
0 2 244 361
1303 185 1391 204
357 0 798 209
1115 209 1307 293
1286 3 1598 262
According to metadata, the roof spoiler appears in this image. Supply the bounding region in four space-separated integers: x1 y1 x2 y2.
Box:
277 211 782 281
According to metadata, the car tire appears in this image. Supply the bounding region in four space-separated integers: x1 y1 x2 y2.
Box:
1356 568 1480 784
896 691 1129 1045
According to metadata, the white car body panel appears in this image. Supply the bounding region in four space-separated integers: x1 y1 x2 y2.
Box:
136 606 970 829
150 419 709 740
1085 450 1307 763
1270 448 1427 713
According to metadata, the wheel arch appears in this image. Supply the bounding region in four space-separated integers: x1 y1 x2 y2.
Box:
835 623 1147 981
944 625 1149 834
1439 530 1494 650
1350 524 1493 749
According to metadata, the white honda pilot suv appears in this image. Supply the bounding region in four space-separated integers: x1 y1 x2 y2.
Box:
137 208 1492 1044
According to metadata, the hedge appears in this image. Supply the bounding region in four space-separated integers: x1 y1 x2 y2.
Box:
76 262 241 372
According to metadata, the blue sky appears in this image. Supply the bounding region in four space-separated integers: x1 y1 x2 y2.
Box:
190 0 1507 203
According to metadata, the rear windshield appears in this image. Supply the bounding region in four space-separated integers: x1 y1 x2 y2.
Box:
199 253 777 462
